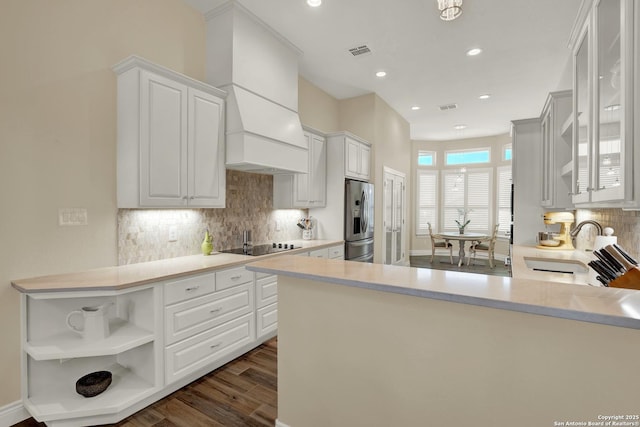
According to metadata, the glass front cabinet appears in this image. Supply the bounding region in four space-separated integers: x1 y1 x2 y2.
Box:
570 0 635 207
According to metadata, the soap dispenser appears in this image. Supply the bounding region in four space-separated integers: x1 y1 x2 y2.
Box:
201 229 213 255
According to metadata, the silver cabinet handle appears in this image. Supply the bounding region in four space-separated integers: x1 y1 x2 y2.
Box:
230 275 242 280
210 307 222 314
185 285 200 292
210 343 221 349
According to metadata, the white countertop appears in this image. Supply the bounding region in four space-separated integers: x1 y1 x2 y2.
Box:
246 255 640 330
11 240 343 293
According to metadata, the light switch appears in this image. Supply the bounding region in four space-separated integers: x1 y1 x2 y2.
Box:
58 208 88 226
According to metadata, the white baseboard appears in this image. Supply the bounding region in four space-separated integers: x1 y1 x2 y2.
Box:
0 400 29 427
275 419 291 427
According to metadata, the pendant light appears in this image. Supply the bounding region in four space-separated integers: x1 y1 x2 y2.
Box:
438 0 462 21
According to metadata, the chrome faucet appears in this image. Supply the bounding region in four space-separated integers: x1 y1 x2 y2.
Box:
569 220 603 239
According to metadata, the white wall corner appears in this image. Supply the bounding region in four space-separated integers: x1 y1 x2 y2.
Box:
0 400 29 427
275 419 292 427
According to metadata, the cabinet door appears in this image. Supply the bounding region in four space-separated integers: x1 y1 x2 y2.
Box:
188 87 225 207
140 70 188 207
572 24 591 204
359 143 371 180
345 138 360 178
591 0 625 202
293 132 312 207
309 134 326 206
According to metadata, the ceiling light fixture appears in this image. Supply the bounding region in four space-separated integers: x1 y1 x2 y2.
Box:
375 71 387 77
466 48 482 56
411 106 421 111
307 0 322 7
479 94 491 100
438 0 462 21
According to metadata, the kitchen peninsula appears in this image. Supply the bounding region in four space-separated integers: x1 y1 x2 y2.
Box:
247 255 640 427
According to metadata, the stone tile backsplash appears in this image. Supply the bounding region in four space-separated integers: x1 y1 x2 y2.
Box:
575 208 640 259
118 170 308 265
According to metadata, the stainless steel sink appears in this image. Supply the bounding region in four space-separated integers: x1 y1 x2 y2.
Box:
524 257 588 274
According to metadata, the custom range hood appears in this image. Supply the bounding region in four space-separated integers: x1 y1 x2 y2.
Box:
205 1 308 174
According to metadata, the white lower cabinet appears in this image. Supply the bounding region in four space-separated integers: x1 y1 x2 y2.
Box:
164 312 254 384
21 286 162 426
256 303 278 339
164 283 253 346
163 266 256 384
256 273 278 340
328 245 345 260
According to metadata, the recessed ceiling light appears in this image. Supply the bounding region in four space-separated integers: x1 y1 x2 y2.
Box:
411 106 421 111
307 0 322 6
478 94 491 100
466 48 482 56
375 71 387 77
453 124 467 130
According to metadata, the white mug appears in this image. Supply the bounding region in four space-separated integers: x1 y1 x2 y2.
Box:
66 303 112 341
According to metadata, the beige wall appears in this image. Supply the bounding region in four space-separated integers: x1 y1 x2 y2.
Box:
0 0 205 407
278 276 640 427
411 134 512 256
298 76 340 133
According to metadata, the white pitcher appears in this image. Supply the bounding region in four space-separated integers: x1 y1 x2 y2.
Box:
66 303 112 341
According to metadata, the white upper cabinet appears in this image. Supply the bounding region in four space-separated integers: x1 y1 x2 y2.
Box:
344 136 371 181
569 0 635 207
540 90 573 209
113 56 226 208
273 128 327 208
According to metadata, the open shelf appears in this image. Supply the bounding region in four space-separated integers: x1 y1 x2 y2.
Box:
26 362 156 422
26 319 154 360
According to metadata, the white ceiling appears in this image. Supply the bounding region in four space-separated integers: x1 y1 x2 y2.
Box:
183 0 583 141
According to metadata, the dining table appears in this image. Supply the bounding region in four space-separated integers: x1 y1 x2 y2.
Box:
435 232 490 267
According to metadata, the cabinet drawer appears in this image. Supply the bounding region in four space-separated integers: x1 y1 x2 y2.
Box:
257 302 277 339
309 248 329 259
165 271 216 305
328 245 345 259
165 312 254 384
165 283 253 345
216 266 253 291
256 275 277 308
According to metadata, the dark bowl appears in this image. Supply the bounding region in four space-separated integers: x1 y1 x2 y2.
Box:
75 370 112 398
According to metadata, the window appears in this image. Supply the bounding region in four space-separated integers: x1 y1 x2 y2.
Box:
445 148 490 165
503 144 512 161
415 170 438 235
496 166 512 235
442 169 492 233
418 150 436 166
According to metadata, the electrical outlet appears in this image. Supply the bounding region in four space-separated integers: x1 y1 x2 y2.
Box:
275 220 281 231
58 208 88 226
169 226 178 242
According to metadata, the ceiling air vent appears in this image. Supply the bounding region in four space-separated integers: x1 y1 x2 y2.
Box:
439 103 458 111
348 45 372 57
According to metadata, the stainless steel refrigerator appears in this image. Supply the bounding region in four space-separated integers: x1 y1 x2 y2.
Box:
344 179 374 262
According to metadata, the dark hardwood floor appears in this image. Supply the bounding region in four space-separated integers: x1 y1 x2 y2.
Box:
14 338 277 427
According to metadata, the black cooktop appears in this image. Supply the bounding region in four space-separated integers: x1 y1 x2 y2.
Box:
220 243 297 256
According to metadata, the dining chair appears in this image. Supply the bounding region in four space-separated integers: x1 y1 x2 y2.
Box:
427 222 453 264
467 224 500 268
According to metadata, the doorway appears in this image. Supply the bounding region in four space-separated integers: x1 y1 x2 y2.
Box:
383 167 406 266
